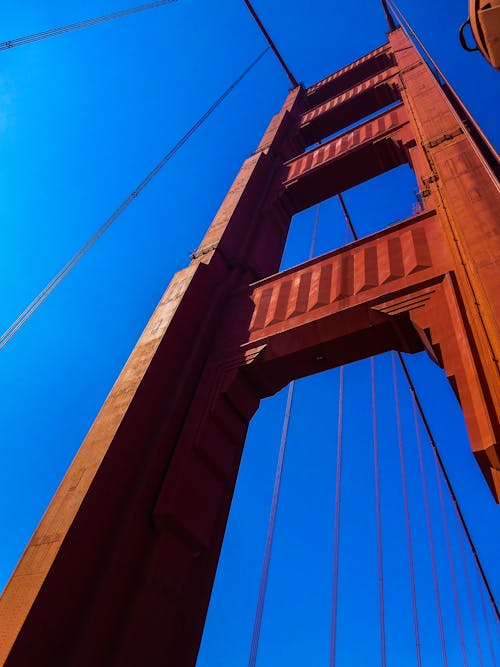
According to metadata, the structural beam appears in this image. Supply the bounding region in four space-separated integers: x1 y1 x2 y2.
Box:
285 104 411 212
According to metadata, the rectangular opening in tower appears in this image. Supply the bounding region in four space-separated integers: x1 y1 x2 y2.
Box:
280 163 421 272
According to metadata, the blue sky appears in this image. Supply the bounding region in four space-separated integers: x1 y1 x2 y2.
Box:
0 1 498 665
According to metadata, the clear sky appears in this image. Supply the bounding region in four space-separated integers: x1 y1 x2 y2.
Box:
0 1 498 665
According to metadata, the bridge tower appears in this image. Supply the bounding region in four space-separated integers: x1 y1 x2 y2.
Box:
1 26 498 667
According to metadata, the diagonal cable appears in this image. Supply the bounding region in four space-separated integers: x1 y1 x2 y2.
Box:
0 1 179 52
337 192 499 622
434 451 469 665
455 510 486 666
242 0 298 87
248 204 321 667
0 48 269 350
412 396 448 666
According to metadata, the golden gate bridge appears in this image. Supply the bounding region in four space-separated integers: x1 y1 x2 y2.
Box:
0 2 498 665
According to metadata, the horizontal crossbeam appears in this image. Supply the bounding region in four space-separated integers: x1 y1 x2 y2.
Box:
242 211 499 493
284 103 411 212
300 68 400 145
306 43 394 106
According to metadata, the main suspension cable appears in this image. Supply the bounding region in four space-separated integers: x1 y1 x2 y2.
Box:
434 453 469 665
0 1 178 52
242 0 298 87
397 353 499 622
412 396 448 666
455 510 486 666
474 562 498 666
0 48 269 351
386 0 499 181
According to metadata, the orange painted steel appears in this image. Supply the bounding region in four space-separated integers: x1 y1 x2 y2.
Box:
1 29 498 667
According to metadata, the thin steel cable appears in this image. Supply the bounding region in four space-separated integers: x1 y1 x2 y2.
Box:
397 352 499 623
339 195 498 659
455 510 486 666
248 202 320 666
474 564 498 666
329 364 345 667
386 0 499 182
337 193 358 241
329 196 352 667
309 204 321 259
371 357 387 667
434 453 469 666
0 48 269 351
337 192 498 621
242 0 298 87
0 1 178 51
247 381 294 667
412 396 448 666
392 352 422 667
381 0 397 31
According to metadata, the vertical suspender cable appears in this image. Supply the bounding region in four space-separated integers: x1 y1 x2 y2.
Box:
248 382 295 667
434 455 469 666
339 195 498 624
392 353 422 667
397 353 499 622
371 357 387 667
455 513 485 666
329 365 345 667
248 204 320 666
412 397 448 666
329 194 354 666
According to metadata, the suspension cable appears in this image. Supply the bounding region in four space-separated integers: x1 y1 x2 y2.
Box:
337 193 358 241
248 202 320 666
0 48 269 351
380 0 397 32
392 353 422 667
455 510 486 666
309 203 321 259
412 396 448 666
397 353 500 622
371 357 387 667
474 562 498 666
337 192 499 621
329 364 345 667
247 381 294 667
329 193 358 666
386 0 499 180
242 0 298 87
434 452 469 665
0 1 179 52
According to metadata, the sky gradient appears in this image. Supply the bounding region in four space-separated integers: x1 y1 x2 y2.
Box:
0 1 498 665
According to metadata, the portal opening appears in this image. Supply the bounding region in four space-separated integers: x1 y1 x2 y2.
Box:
280 163 420 272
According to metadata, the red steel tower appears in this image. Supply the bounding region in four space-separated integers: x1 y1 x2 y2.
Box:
1 26 498 667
